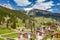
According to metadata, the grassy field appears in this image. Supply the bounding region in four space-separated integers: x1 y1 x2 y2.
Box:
0 17 60 40
16 19 25 27
55 30 60 32
2 33 18 38
0 29 14 34
42 34 51 40
0 38 4 40
34 17 57 28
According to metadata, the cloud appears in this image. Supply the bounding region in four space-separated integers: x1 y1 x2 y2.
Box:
0 3 13 9
37 0 45 3
48 9 53 12
32 1 54 10
0 4 1 5
57 3 60 5
14 0 31 6
48 8 60 13
24 8 33 11
23 0 54 11
14 0 54 11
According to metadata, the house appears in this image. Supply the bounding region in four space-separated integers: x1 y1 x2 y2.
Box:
47 25 57 34
53 33 60 38
50 25 57 30
35 30 45 40
56 22 60 30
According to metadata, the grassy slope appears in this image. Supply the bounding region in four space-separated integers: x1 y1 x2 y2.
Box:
34 17 57 27
0 6 31 28
0 6 30 19
2 33 18 38
0 29 14 34
0 6 30 38
0 38 4 40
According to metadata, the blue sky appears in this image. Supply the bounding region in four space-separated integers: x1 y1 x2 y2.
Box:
0 0 60 13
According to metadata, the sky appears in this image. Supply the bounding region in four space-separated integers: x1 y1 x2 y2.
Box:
0 0 60 13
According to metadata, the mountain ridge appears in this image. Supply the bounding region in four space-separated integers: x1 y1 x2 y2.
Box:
0 6 30 19
27 9 60 20
0 6 60 20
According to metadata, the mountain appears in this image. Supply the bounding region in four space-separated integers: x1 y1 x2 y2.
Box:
0 5 60 20
0 6 31 29
28 9 60 20
0 6 30 19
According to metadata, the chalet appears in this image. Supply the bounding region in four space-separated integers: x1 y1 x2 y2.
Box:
35 30 44 40
47 25 57 32
53 33 60 38
56 22 60 30
57 25 60 30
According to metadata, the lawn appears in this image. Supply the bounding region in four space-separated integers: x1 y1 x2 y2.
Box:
0 38 4 40
0 29 14 34
2 33 18 38
42 34 51 40
55 30 60 33
32 33 36 40
56 38 60 40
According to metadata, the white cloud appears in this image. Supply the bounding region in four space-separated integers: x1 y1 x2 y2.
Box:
24 8 33 11
48 9 53 12
14 0 54 11
0 3 13 9
0 4 1 5
57 3 60 5
32 1 54 10
37 0 45 3
14 0 31 6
